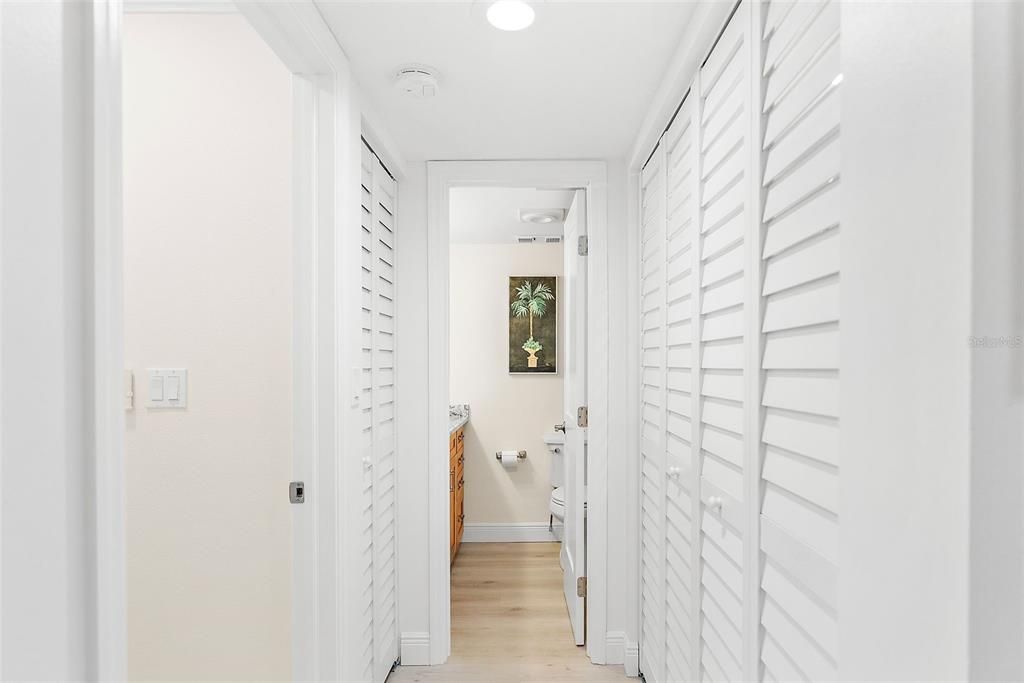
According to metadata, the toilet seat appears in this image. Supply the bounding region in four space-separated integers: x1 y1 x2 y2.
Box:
549 486 585 522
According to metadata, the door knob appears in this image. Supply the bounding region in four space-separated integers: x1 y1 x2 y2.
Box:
708 495 723 510
554 422 566 433
667 466 682 480
362 455 372 470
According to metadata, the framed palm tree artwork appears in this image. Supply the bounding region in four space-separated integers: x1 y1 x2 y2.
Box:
508 276 557 374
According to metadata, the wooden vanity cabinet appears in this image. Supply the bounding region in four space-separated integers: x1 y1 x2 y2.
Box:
450 426 465 563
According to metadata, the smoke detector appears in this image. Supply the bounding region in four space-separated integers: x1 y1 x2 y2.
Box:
394 65 440 99
519 208 565 225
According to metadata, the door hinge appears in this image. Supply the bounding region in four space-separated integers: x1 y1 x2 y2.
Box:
578 235 589 256
577 576 587 598
289 481 305 504
577 406 588 428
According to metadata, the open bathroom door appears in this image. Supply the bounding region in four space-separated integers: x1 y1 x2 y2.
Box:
562 189 587 645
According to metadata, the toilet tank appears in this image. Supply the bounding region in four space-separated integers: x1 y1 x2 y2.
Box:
544 432 566 488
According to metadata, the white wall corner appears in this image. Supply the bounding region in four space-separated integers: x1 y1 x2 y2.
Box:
461 523 561 544
399 632 431 666
623 636 640 677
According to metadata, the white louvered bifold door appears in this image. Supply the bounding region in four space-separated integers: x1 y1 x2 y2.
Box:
697 5 751 681
640 147 668 683
758 2 840 681
638 85 703 683
663 93 700 683
637 1 842 680
359 141 400 683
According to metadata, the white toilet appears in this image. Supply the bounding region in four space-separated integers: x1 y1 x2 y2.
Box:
544 432 566 529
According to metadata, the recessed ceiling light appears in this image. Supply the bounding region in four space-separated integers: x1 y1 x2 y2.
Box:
487 0 535 31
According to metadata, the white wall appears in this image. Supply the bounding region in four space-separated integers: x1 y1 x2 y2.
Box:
602 159 631 664
839 2 971 677
123 13 292 681
1 3 96 679
449 243 563 525
969 2 1024 680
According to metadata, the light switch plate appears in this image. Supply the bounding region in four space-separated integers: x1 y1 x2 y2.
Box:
124 369 134 411
147 368 188 408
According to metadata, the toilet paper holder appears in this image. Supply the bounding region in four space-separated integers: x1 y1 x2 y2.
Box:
495 450 528 461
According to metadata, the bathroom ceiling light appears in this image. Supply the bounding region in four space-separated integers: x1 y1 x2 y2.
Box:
487 0 535 31
519 208 565 225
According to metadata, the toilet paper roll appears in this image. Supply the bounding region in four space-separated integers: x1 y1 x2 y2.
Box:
498 451 519 469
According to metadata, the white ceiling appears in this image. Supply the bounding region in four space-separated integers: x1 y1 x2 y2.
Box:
316 1 696 161
450 186 576 244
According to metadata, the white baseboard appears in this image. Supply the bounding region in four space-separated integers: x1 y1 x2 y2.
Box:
624 637 640 677
399 632 430 666
461 522 562 543
605 631 626 665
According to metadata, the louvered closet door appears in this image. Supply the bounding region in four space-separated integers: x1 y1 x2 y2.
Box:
639 148 667 683
696 5 751 681
370 151 398 683
758 2 840 681
662 94 699 683
358 142 400 683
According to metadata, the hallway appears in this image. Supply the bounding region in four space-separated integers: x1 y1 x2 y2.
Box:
390 544 624 683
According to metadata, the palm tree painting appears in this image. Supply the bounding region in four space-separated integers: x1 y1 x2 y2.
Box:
509 276 557 373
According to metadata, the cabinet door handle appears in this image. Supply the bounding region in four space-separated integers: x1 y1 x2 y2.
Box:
458 479 463 489
450 468 455 492
458 455 464 465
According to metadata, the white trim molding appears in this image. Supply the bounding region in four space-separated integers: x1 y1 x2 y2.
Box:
624 637 640 677
93 1 126 680
421 160 610 667
605 631 626 666
399 632 431 667
461 523 561 544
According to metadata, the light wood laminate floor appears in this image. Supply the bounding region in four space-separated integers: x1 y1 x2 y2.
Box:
388 543 627 683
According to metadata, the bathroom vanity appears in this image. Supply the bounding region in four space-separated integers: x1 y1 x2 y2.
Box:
449 414 467 563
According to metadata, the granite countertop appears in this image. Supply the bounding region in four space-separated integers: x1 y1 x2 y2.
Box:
448 414 469 434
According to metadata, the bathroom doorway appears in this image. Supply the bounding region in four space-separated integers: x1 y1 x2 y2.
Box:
446 182 586 656
445 183 586 633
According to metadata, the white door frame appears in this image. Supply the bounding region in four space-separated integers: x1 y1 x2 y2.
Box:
424 160 610 665
92 2 404 680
